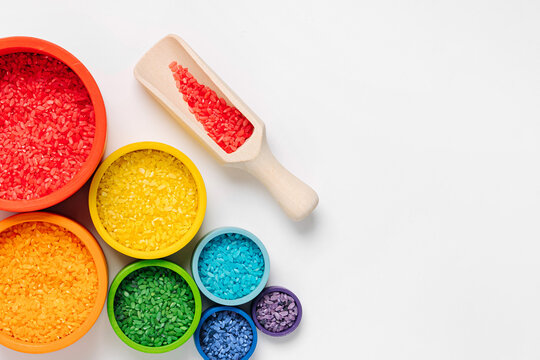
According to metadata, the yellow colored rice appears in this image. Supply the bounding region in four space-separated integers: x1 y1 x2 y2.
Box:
0 221 98 343
96 149 198 252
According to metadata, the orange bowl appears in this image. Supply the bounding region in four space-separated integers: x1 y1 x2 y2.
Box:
0 212 108 353
0 36 107 212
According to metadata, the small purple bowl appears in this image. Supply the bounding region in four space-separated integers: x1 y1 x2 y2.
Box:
250 286 302 337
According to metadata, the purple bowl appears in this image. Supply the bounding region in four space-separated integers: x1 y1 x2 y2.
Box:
250 286 302 336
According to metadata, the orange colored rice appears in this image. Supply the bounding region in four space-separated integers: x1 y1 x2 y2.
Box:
0 221 98 343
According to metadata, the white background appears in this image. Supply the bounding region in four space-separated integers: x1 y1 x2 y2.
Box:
1 0 540 359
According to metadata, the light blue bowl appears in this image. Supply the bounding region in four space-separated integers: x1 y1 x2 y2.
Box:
191 227 270 306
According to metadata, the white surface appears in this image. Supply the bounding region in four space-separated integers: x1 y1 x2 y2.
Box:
1 1 540 359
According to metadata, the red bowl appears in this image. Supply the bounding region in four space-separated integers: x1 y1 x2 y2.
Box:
0 36 107 212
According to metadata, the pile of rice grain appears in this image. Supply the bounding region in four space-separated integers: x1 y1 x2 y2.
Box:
0 221 98 343
0 52 95 201
96 149 198 252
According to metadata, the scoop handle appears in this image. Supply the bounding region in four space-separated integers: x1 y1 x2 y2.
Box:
231 139 319 221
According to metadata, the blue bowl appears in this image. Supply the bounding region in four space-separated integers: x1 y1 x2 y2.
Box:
191 226 270 306
194 306 258 360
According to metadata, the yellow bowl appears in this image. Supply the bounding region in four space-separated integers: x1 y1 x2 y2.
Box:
88 142 207 259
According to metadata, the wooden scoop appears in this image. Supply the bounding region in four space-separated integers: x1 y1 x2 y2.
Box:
134 34 318 221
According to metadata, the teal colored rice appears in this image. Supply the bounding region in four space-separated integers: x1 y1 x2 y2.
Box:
198 233 264 300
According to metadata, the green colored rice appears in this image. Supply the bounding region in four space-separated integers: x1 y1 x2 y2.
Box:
113 266 195 347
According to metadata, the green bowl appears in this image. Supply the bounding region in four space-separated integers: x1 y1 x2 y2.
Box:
107 259 202 353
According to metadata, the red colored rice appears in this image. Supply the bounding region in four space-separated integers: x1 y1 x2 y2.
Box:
169 61 254 153
0 52 95 201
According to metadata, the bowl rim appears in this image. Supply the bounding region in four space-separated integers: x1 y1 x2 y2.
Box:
191 226 270 306
250 286 303 336
194 306 258 360
88 141 207 259
0 212 108 353
106 259 202 353
0 36 107 212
